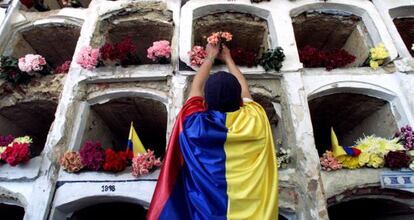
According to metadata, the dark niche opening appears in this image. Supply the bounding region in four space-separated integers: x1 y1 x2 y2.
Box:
329 198 414 220
0 100 57 156
69 202 146 220
0 203 25 220
393 17 414 56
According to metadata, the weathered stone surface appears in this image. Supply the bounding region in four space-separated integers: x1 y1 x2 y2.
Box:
193 12 268 55
0 74 65 105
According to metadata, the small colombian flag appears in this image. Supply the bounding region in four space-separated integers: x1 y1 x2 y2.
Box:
127 122 146 157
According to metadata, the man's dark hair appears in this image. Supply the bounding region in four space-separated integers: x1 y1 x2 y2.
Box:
204 71 242 112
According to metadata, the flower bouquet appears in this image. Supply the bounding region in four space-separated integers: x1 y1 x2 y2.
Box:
132 149 162 177
0 55 32 84
99 37 140 67
147 40 171 64
368 43 389 70
76 46 100 70
259 47 285 72
188 46 207 67
0 135 33 166
18 54 51 76
207 31 233 47
299 46 355 70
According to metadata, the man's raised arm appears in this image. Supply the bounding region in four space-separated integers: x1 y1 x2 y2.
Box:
188 44 220 99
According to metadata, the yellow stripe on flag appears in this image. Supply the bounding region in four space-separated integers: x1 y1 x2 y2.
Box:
129 122 146 156
224 101 278 220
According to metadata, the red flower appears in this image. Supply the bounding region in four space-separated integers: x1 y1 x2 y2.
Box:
100 43 118 61
1 142 30 166
230 47 257 67
102 148 128 172
115 37 137 61
299 46 355 70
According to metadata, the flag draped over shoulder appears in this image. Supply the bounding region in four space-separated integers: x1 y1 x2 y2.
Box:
147 96 278 220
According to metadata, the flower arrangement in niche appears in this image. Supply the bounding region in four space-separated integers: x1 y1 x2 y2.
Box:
259 47 285 72
55 61 71 74
99 37 140 67
207 31 233 46
369 43 389 70
18 54 48 75
79 141 105 171
60 151 84 173
147 40 171 64
132 149 162 177
320 150 342 171
299 46 355 70
188 46 207 67
76 46 100 70
0 136 32 166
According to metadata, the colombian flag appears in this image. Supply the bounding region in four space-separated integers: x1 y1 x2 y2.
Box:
147 96 278 220
127 122 146 157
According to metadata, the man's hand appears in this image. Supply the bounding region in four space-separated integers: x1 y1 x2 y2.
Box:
217 45 233 64
206 43 220 61
188 43 218 99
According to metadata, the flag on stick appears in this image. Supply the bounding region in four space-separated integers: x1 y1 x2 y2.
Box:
127 122 146 157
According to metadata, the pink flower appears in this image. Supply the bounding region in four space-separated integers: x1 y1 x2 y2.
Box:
131 149 162 177
221 32 233 41
18 54 47 74
76 46 100 70
188 46 207 67
206 32 233 45
147 40 171 62
207 32 220 45
320 150 342 171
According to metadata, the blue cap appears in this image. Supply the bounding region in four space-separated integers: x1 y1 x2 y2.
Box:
204 71 242 112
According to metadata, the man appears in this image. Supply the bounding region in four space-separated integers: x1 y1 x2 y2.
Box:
147 43 278 220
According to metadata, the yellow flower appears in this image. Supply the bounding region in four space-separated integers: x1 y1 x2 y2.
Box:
358 152 370 166
412 44 414 52
370 43 389 60
368 154 384 168
370 60 379 70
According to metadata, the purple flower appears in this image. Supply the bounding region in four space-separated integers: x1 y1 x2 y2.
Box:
79 141 105 171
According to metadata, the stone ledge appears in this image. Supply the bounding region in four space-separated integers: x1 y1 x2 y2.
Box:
0 156 42 181
321 168 385 199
